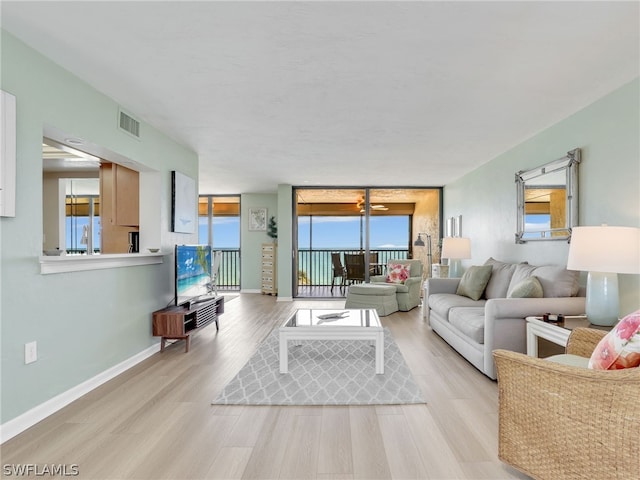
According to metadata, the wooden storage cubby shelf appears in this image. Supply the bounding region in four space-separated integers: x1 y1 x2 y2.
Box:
152 296 224 352
261 243 277 295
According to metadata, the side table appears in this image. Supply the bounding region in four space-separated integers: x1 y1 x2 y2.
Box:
525 316 610 357
431 264 449 279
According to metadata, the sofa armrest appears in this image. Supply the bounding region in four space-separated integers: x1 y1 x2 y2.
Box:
483 296 586 377
485 296 586 321
425 278 460 295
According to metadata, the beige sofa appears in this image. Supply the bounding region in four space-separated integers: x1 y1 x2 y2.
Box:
424 258 586 379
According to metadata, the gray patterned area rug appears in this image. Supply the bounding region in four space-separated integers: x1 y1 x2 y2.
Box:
212 327 425 405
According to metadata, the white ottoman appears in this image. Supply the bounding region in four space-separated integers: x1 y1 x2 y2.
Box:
345 283 399 316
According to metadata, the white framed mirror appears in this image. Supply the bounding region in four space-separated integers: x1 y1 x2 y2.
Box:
515 148 580 243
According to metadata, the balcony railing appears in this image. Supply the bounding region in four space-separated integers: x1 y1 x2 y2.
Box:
210 248 410 292
297 248 409 286
213 248 240 290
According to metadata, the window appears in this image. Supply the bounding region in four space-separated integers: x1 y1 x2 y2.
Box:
199 195 240 290
294 187 441 297
65 179 100 254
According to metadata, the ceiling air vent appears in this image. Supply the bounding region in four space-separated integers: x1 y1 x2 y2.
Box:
118 108 140 139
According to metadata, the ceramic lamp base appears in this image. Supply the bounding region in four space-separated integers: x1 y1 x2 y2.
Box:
585 271 619 326
448 259 463 278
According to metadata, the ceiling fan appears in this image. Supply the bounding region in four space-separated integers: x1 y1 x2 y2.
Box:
356 198 388 213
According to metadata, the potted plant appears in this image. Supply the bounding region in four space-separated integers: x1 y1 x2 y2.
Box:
267 216 277 241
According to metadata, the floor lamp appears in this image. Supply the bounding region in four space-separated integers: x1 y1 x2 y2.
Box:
567 225 640 326
414 233 432 277
441 237 471 278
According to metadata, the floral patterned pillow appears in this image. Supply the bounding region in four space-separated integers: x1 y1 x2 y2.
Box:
588 310 640 370
386 263 410 284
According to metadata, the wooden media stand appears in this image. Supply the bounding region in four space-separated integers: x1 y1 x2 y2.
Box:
152 296 224 352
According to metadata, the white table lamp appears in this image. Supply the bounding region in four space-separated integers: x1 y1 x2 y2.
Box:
567 225 640 326
441 237 471 278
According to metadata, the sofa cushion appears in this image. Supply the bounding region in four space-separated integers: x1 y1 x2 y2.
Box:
349 283 397 296
428 293 486 320
508 276 544 298
546 354 590 368
456 265 493 301
449 307 485 344
508 264 579 298
484 257 518 299
588 310 640 370
534 266 580 297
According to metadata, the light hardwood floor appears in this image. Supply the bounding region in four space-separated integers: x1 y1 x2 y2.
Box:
1 294 530 480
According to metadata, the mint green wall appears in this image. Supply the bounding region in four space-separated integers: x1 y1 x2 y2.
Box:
444 78 640 315
0 31 198 423
237 186 294 298
240 193 278 291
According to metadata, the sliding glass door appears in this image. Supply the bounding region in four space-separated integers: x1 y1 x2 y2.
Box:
296 189 365 297
293 187 442 298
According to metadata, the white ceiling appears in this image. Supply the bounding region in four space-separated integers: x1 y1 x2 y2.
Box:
2 1 638 194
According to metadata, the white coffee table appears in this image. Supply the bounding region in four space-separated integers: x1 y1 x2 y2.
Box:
279 308 384 374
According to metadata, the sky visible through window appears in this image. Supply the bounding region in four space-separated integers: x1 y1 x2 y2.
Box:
67 214 409 251
65 217 100 251
199 216 240 247
198 215 409 249
298 216 409 250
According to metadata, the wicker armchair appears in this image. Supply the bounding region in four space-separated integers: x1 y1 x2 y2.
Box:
493 328 640 480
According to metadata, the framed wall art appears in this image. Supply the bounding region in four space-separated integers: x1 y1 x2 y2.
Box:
171 171 196 233
248 207 267 231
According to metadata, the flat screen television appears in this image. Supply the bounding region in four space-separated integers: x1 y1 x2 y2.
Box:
175 244 212 307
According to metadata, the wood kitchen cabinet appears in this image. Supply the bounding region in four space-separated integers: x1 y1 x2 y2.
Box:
100 163 139 253
113 163 139 226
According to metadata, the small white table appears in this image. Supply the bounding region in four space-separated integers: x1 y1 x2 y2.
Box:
431 264 449 279
525 315 595 357
279 309 384 374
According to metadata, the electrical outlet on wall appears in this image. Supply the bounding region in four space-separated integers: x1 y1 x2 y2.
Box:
25 341 37 364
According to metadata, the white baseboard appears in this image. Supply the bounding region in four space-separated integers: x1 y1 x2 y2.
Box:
240 289 261 294
0 342 160 444
277 296 292 302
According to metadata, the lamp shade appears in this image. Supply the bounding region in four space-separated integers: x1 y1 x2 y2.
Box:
567 226 639 326
567 226 640 274
441 237 471 259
